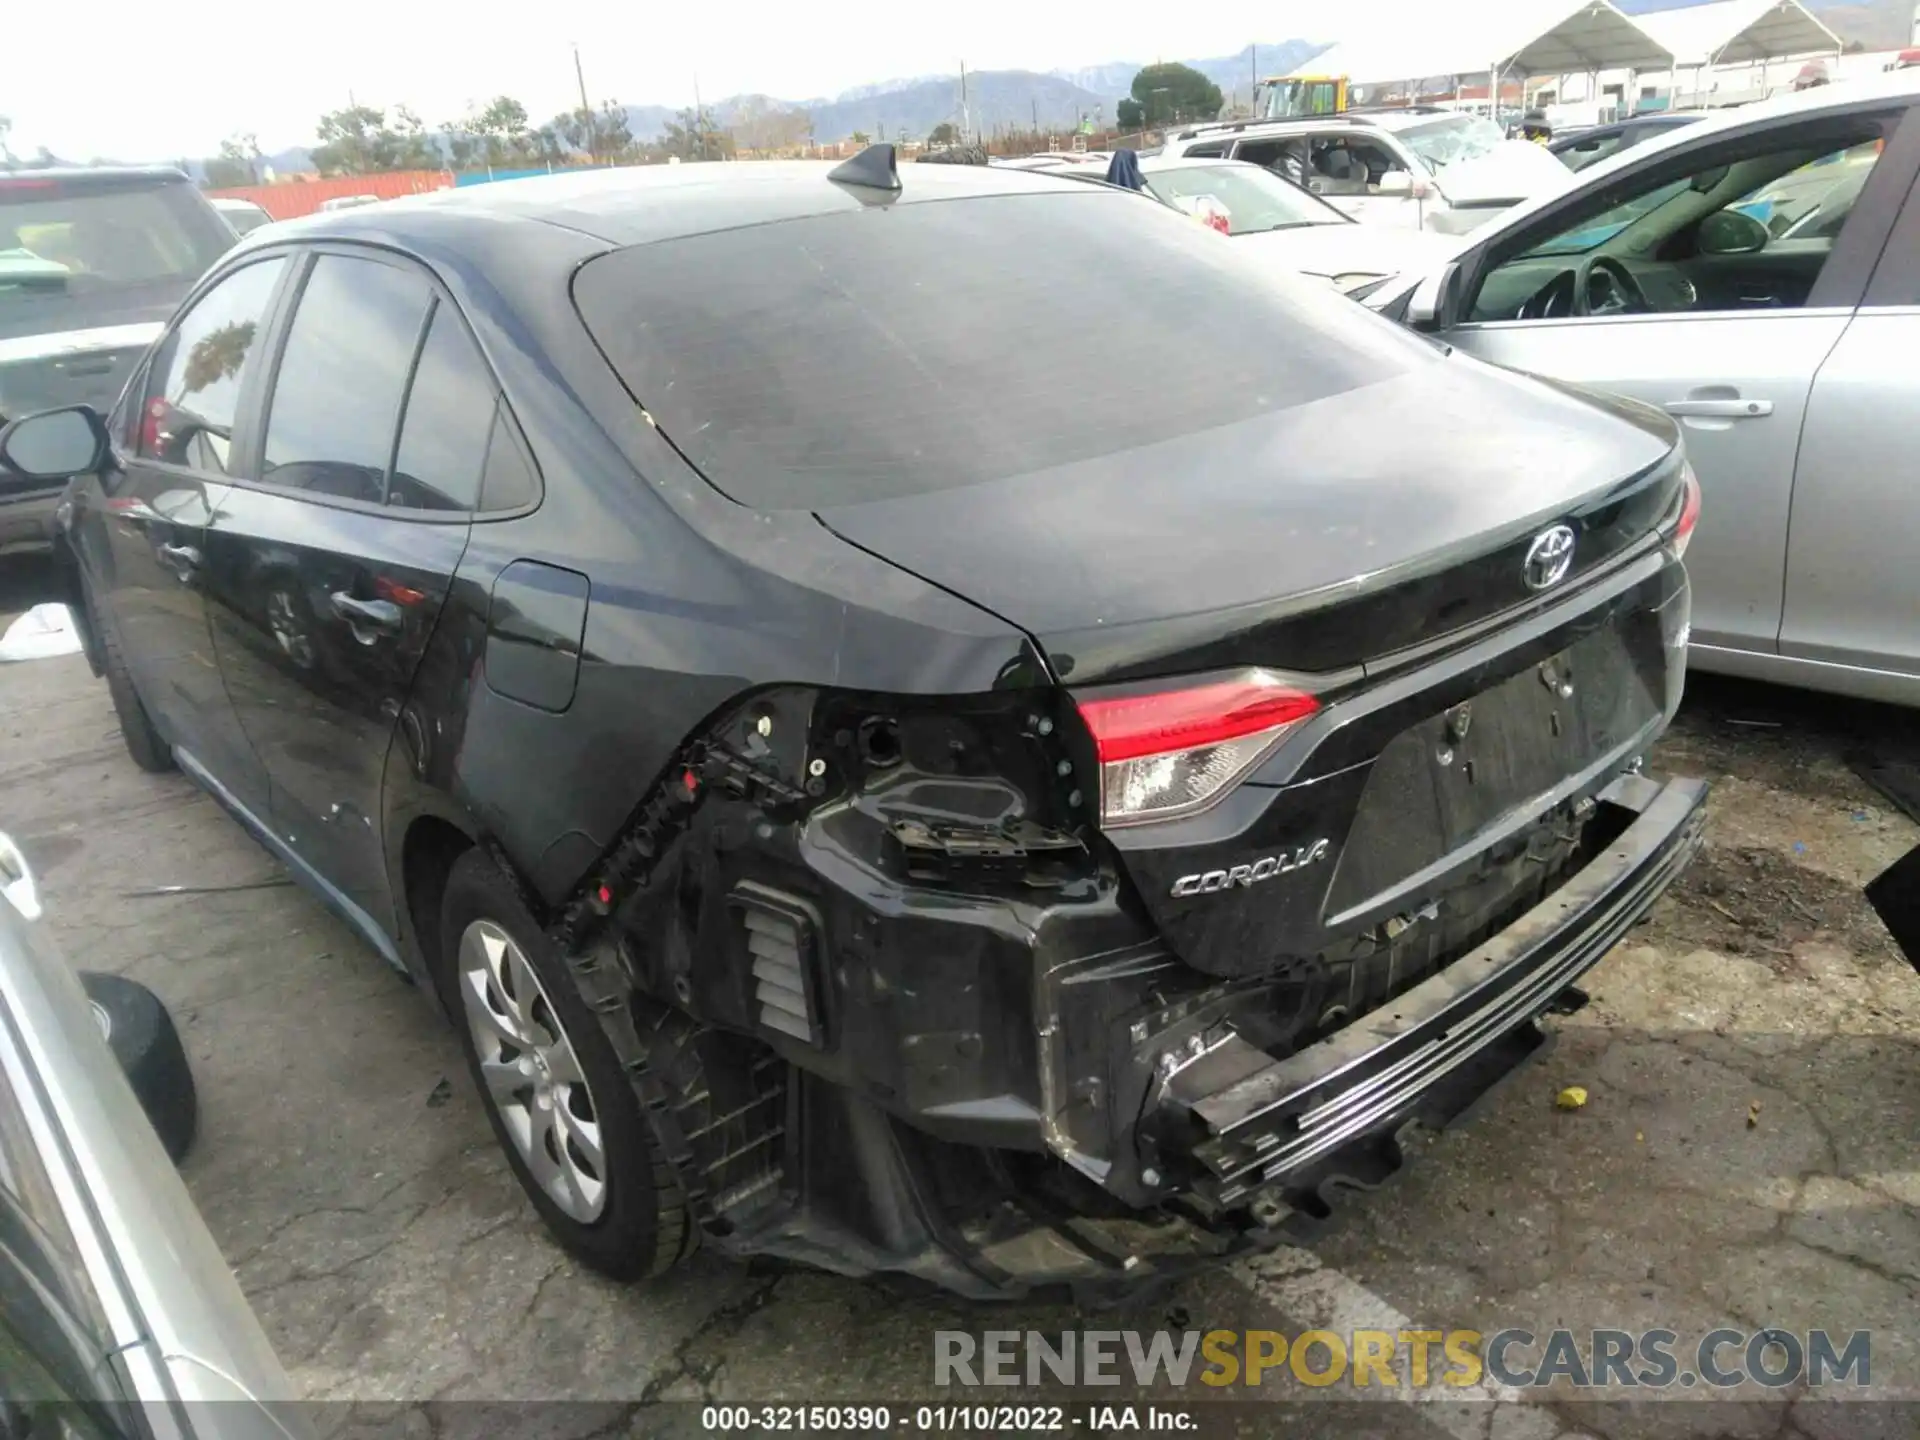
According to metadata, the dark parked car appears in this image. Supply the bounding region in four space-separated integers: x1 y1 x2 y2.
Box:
4 148 1706 1298
0 167 234 556
1549 112 1703 171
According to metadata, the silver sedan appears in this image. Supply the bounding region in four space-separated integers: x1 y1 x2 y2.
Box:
0 832 304 1435
1368 72 1920 707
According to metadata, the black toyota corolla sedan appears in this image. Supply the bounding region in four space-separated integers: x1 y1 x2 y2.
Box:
0 147 1705 1298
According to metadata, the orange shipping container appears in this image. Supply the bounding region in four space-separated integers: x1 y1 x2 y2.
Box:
207 170 453 221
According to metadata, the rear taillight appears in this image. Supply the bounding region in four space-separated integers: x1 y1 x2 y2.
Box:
1076 672 1318 828
1673 462 1702 559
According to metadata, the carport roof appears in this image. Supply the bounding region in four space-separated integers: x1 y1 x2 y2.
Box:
1290 2 1675 84
1636 0 1841 65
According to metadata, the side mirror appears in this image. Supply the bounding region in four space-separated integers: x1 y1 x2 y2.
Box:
0 406 109 483
1407 261 1460 328
1375 170 1414 196
1698 208 1770 256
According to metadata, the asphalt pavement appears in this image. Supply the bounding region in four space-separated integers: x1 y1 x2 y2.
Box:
3 558 1917 1440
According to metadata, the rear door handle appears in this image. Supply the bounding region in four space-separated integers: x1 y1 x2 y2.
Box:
329 592 403 636
157 542 201 570
1664 398 1773 419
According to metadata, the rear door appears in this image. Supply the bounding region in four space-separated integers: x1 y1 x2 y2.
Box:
1433 105 1918 661
68 255 289 804
1776 161 1920 683
201 250 482 945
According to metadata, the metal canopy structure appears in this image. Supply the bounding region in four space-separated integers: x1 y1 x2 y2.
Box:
1503 2 1677 73
1636 0 1841 66
1287 1 1675 84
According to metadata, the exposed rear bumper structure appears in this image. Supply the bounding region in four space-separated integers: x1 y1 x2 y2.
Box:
1156 771 1706 1219
632 766 1706 1298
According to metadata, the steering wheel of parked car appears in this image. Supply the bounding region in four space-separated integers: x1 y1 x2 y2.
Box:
1518 255 1651 320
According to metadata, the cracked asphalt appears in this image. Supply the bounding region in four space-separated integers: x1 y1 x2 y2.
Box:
4 557 1918 1439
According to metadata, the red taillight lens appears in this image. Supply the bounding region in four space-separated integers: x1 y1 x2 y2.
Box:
1076 673 1319 827
1673 462 1702 559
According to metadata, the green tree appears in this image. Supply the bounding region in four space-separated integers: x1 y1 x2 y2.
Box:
470 96 532 169
848 130 871 146
594 101 636 163
661 106 729 162
444 121 482 171
391 106 440 169
204 132 260 188
928 121 957 146
1117 62 1223 129
311 105 402 175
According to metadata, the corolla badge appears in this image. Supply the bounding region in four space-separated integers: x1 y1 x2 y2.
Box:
1523 524 1577 592
1171 839 1331 898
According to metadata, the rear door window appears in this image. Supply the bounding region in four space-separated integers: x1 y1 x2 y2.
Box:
574 190 1435 509
260 255 430 503
389 302 495 513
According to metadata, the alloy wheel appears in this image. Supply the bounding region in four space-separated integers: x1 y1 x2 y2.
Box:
458 919 608 1223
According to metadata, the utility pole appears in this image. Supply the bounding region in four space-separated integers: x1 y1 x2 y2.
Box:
960 61 970 143
1250 43 1256 114
573 43 597 162
693 74 706 161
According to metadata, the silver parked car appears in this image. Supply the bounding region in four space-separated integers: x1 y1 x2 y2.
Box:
1368 72 1920 707
0 832 304 1435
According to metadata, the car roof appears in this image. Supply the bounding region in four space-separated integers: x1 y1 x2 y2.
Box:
1168 110 1475 148
1137 154 1269 174
0 165 193 186
267 158 1105 250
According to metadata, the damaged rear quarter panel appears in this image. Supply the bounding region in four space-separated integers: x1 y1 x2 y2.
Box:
379 328 1050 937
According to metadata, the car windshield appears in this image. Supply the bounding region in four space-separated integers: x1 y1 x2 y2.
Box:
575 190 1435 510
1395 115 1505 171
0 176 233 340
1521 179 1692 257
1144 164 1346 234
1730 141 1880 239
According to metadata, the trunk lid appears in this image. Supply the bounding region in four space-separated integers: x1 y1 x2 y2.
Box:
817 353 1679 685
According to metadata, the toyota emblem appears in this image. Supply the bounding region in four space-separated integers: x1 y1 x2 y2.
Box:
1522 525 1577 591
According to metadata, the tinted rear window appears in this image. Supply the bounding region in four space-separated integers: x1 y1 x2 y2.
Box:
573 190 1432 509
1 177 235 339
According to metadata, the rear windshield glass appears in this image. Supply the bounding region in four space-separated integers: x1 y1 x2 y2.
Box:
573 190 1434 509
1 177 234 340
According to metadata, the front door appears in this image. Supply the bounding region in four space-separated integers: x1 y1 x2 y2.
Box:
1434 113 1912 661
201 250 482 944
72 255 289 804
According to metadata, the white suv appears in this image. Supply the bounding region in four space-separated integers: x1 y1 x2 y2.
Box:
1158 109 1572 235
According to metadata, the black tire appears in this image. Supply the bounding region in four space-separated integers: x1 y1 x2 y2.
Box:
79 972 197 1162
436 848 692 1280
82 580 174 774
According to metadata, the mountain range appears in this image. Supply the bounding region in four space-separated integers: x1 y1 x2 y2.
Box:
194 0 1914 177
223 40 1325 177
